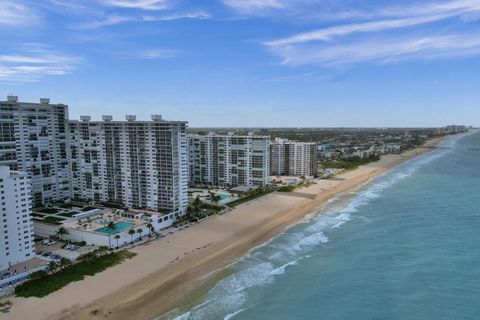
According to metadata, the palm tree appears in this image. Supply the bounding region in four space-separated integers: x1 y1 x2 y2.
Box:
82 251 96 262
128 229 135 243
114 234 121 248
136 228 143 240
56 227 69 241
106 221 116 231
146 223 153 237
214 195 221 204
48 261 59 273
106 221 115 248
208 191 215 202
59 257 72 269
191 196 203 217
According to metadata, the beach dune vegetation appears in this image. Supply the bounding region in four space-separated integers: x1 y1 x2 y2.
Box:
15 250 136 298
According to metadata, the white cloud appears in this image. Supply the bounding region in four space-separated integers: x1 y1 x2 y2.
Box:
223 0 285 14
99 0 171 10
273 34 480 65
76 14 135 28
266 14 455 47
142 11 211 21
0 0 41 27
265 0 480 66
76 11 209 29
138 49 180 59
0 49 80 83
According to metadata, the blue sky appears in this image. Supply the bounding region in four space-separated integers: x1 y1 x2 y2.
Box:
1 0 479 127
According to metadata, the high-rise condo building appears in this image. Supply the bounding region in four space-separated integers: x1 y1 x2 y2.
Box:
69 115 188 215
270 138 318 177
0 96 70 206
0 166 34 270
189 133 270 187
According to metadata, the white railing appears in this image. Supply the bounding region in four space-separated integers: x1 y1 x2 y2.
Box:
0 265 48 289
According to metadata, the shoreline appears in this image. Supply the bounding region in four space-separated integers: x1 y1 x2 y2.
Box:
8 136 446 320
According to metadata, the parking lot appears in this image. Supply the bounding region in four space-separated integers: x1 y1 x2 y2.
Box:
35 241 96 262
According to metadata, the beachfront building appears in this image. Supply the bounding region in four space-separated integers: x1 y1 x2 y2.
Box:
69 115 189 216
0 96 70 206
270 138 318 177
189 133 270 187
0 166 34 270
33 207 177 248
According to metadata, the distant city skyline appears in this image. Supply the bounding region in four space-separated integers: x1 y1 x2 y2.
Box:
1 0 480 127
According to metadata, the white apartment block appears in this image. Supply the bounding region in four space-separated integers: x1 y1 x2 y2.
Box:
270 138 318 177
69 115 188 215
0 166 34 270
189 133 270 187
0 96 70 207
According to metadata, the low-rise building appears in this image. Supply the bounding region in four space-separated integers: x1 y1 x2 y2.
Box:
33 208 176 248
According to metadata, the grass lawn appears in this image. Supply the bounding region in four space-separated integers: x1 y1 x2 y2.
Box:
15 251 136 298
278 185 296 192
36 208 60 214
81 206 98 212
278 181 316 192
59 211 79 217
226 188 276 208
43 216 65 225
58 203 78 209
32 212 46 217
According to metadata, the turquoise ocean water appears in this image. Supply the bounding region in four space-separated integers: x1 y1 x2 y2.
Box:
166 131 480 320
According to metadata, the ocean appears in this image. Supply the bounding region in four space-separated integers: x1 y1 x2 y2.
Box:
165 131 480 320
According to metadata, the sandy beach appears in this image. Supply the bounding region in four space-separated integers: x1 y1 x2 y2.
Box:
6 137 445 320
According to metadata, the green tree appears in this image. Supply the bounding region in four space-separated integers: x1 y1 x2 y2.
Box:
96 246 110 256
59 257 72 269
106 221 115 231
82 251 96 262
114 234 121 248
48 261 59 273
106 221 116 248
128 229 135 243
192 196 203 217
56 227 69 241
136 228 143 240
210 194 221 205
30 270 47 280
146 223 153 237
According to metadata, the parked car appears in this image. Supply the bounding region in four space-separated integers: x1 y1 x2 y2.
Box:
64 244 78 251
42 239 57 246
50 254 61 260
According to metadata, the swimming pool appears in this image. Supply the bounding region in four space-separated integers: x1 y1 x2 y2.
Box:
95 222 135 234
218 194 232 201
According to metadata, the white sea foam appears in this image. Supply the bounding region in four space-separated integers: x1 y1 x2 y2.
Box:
270 260 299 276
173 311 190 320
224 308 246 320
298 232 329 247
171 143 457 320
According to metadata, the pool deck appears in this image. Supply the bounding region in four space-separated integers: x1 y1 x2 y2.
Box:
95 222 136 234
61 209 145 234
